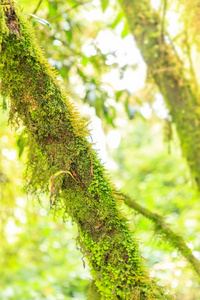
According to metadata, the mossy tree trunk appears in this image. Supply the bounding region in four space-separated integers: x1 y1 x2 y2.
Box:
0 1 172 299
120 0 200 188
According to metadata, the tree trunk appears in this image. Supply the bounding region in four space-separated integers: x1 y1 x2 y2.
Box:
0 1 172 299
120 0 200 188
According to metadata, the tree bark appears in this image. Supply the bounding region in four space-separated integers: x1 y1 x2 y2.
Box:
120 0 200 188
0 1 172 299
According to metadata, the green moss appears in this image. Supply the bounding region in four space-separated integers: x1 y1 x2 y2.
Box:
0 1 172 299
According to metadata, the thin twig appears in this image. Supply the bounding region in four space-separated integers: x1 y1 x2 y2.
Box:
47 1 91 22
33 0 43 15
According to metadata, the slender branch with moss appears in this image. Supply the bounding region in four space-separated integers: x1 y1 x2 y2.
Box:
120 0 200 189
0 1 172 299
123 194 200 279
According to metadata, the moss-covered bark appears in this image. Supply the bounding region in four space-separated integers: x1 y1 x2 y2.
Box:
0 1 172 299
120 0 200 188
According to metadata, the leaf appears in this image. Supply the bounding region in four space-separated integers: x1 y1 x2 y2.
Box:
109 12 124 29
77 68 85 79
116 90 123 102
101 0 109 12
82 56 89 67
65 30 72 43
17 136 27 158
121 21 129 38
27 13 51 30
47 2 58 18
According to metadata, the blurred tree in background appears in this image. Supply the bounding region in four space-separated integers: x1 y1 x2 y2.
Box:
1 0 200 299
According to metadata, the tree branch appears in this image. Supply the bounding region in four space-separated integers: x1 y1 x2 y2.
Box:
123 194 200 279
